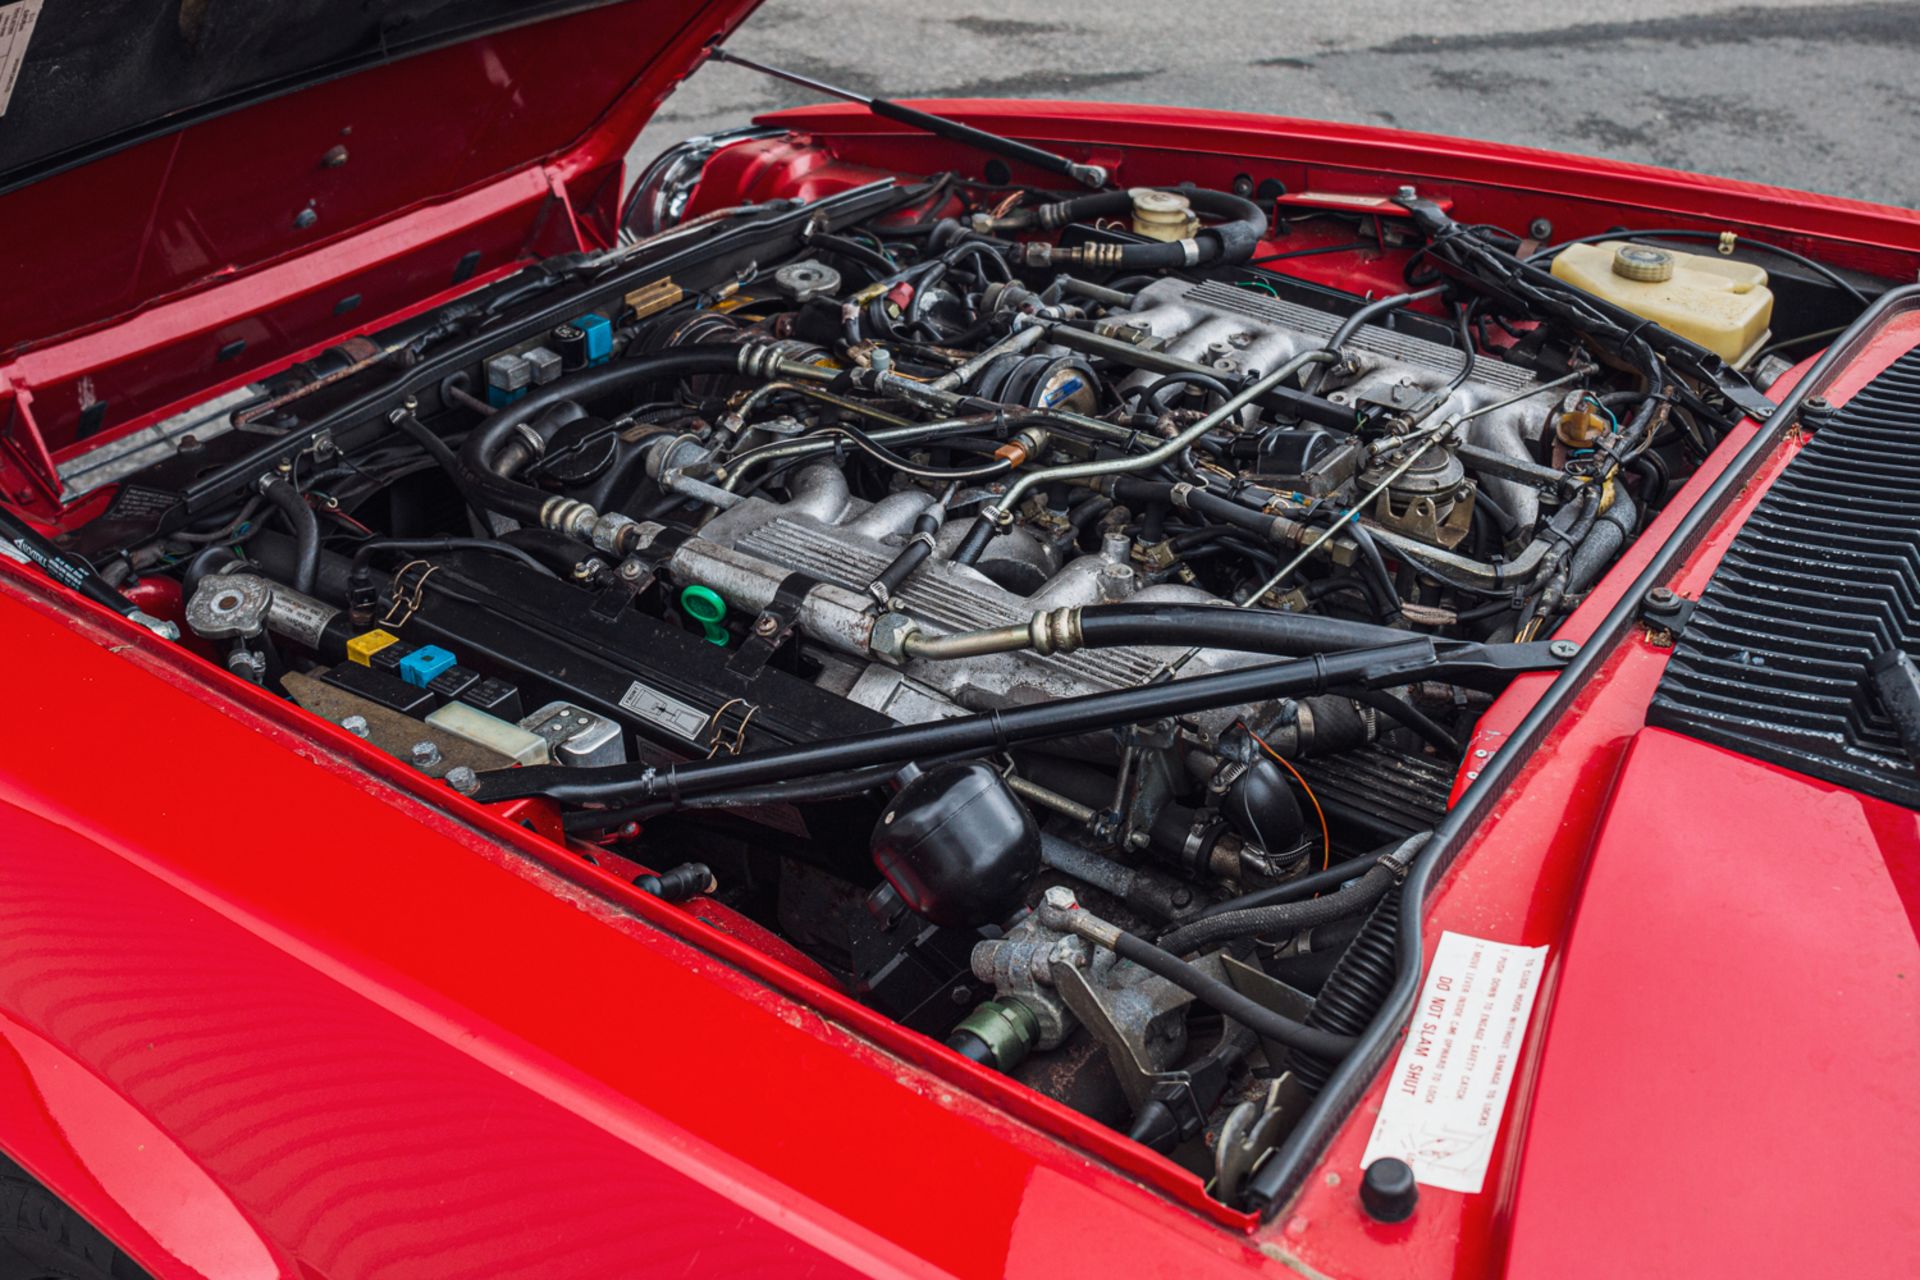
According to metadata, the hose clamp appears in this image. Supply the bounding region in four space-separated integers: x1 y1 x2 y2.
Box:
1374 833 1427 881
1178 238 1202 266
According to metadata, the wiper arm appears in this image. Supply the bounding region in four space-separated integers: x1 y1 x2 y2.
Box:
707 48 1110 190
467 638 1567 807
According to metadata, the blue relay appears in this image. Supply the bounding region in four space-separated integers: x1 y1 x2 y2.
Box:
397 644 458 688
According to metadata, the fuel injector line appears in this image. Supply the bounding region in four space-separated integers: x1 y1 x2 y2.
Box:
952 348 1337 565
468 638 1561 807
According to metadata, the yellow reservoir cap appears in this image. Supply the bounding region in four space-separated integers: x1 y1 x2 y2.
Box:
346 629 400 667
1550 239 1773 367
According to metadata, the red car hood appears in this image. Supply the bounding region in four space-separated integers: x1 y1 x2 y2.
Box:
0 0 760 355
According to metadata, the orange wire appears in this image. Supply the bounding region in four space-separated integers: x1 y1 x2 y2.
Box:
1243 725 1332 870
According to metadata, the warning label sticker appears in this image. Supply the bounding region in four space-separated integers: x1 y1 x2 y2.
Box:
1359 930 1548 1194
0 1 42 118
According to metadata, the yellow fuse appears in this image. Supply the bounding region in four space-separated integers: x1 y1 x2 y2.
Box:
346 629 400 666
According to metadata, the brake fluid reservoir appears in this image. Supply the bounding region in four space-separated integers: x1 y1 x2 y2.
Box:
1550 240 1773 366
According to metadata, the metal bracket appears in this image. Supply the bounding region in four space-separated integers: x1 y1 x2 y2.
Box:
1639 585 1695 640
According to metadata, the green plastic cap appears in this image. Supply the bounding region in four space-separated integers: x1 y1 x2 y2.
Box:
679 584 729 646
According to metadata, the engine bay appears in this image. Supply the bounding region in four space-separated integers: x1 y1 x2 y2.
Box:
30 151 1878 1213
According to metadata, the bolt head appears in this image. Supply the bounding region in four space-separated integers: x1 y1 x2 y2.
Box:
444 765 479 794
409 740 442 768
753 615 780 636
340 714 369 738
1646 586 1678 608
1528 217 1553 240
1042 886 1077 911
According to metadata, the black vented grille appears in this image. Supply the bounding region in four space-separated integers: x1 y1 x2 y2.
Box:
1649 347 1920 807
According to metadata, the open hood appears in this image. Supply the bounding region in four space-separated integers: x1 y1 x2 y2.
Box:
0 0 759 354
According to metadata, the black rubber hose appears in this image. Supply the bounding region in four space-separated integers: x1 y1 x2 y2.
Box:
1326 285 1448 352
1289 891 1401 1093
1155 863 1397 955
1035 187 1268 268
349 537 554 581
390 410 494 535
1191 851 1382 921
1136 371 1235 411
181 545 238 599
258 477 319 595
1110 479 1285 543
1110 930 1356 1059
808 232 898 281
458 346 745 524
867 507 942 604
1342 519 1403 618
498 527 592 577
1565 489 1639 596
1335 686 1463 757
469 638 1445 807
1073 601 1407 655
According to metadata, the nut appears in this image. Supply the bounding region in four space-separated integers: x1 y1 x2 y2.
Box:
868 612 919 664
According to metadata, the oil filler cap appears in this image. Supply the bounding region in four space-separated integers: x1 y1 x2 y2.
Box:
1360 1157 1419 1223
1611 244 1676 283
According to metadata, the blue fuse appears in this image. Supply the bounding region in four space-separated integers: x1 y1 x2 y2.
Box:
397 644 457 688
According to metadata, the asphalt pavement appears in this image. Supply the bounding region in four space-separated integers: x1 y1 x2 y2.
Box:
630 0 1920 210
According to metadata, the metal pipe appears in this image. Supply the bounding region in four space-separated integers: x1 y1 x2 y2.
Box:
976 347 1339 537
717 412 1024 492
930 322 1048 389
1012 777 1099 824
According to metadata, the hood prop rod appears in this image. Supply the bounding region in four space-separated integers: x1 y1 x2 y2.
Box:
706 48 1110 190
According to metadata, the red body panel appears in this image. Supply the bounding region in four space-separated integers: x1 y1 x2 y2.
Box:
2 48 1919 1276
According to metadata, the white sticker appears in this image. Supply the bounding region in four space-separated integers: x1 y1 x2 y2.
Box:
0 1 42 118
618 678 708 743
1360 930 1548 1194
